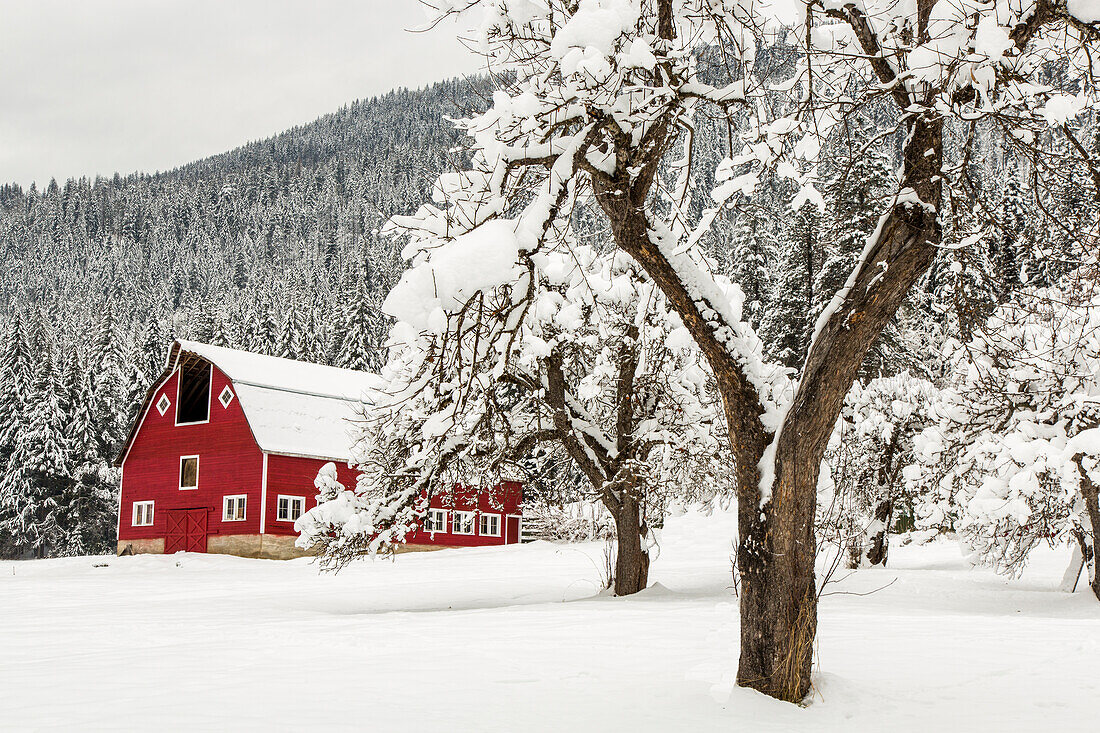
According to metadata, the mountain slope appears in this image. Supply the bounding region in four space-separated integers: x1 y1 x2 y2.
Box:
0 77 487 557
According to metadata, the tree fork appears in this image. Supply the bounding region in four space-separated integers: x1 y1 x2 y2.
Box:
586 1 955 700
737 117 945 700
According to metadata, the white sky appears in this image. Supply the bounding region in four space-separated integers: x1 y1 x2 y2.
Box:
0 0 483 187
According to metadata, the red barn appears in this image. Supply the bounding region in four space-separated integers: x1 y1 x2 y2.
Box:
115 340 524 559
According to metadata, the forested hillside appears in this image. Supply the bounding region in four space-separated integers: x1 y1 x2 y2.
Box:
2 52 1096 562
0 78 486 557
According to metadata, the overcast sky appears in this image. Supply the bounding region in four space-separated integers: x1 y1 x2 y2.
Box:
0 1 482 187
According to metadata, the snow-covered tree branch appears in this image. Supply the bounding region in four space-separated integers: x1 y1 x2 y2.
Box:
311 0 1100 703
909 270 1100 601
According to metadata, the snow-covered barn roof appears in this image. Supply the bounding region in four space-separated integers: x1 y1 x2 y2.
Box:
117 340 382 465
169 340 382 461
170 340 377 402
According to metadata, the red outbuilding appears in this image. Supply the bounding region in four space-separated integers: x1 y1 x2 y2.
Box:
115 340 524 559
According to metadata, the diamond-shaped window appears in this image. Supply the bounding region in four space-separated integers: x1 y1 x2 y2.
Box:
156 393 171 416
219 386 235 409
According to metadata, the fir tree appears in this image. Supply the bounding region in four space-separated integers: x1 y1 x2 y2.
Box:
761 205 819 370
248 300 281 356
277 304 304 360
339 277 384 371
1 347 69 557
725 206 777 331
987 172 1035 298
0 311 32 464
812 151 895 374
811 151 894 325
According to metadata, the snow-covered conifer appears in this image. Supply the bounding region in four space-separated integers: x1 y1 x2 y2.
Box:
1 345 69 557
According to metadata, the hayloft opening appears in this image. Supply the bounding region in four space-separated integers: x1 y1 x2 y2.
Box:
176 357 211 424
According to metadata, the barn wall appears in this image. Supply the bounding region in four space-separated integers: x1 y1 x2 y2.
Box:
116 538 165 555
257 534 314 560
263 459 524 548
407 482 525 548
118 364 265 547
263 454 358 536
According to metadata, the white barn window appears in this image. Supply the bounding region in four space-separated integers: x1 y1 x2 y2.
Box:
452 511 475 535
132 501 154 527
424 509 447 533
223 495 247 521
479 513 501 537
277 496 305 522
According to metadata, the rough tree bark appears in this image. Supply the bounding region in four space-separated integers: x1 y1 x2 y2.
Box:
1074 457 1100 601
610 491 650 596
540 330 652 597
865 499 894 567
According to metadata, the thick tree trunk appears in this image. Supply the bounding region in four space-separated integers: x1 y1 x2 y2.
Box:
734 447 818 702
865 498 893 567
612 494 650 596
544 320 652 596
587 30 943 695
735 116 944 702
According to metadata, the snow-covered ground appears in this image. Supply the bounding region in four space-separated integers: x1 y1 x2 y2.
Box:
2 509 1097 732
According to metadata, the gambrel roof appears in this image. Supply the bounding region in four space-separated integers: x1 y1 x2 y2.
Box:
117 340 382 465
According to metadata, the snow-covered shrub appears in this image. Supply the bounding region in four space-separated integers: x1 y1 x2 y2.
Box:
523 501 616 543
908 273 1100 598
822 373 940 567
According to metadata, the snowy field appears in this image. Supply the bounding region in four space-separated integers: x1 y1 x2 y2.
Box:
2 510 1097 733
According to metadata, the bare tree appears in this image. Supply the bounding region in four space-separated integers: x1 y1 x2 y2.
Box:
345 0 1100 701
299 242 730 596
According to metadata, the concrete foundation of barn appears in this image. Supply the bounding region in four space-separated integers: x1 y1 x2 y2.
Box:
117 535 455 560
118 534 311 560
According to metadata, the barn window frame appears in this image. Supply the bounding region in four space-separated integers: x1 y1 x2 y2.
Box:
452 510 475 535
132 501 154 527
179 455 200 490
218 385 234 409
223 495 247 522
276 495 305 522
156 393 171 416
175 360 212 426
424 508 447 534
479 512 501 537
